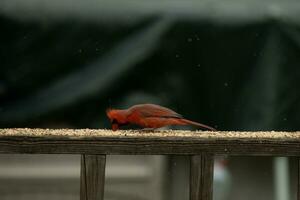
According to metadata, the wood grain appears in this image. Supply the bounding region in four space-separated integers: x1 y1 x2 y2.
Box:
0 129 300 155
80 155 106 200
298 157 300 200
190 155 214 200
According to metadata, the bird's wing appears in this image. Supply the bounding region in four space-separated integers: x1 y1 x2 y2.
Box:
131 104 183 119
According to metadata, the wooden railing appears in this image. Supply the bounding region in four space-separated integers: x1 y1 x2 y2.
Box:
0 128 300 200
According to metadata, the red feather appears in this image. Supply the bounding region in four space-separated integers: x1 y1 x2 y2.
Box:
106 103 216 131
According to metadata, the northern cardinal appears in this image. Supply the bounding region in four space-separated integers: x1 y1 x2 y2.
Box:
106 103 216 131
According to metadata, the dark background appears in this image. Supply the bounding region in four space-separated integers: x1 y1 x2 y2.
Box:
0 0 300 200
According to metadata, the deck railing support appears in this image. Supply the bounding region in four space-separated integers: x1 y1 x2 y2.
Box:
190 154 214 200
80 155 106 200
1 129 300 199
297 158 300 200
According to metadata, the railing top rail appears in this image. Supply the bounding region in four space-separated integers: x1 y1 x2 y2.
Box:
0 128 299 156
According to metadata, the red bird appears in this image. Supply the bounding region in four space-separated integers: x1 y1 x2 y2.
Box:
106 103 216 131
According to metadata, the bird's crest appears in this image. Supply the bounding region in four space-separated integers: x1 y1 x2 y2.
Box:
106 107 112 114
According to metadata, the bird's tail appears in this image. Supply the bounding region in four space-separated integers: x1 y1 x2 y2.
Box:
180 119 216 131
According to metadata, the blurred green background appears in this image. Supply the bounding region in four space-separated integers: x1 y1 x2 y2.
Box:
0 0 300 200
1 0 300 131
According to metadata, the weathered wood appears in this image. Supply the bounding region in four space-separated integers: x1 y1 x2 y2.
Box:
298 157 300 200
0 129 300 155
190 155 214 200
80 155 106 200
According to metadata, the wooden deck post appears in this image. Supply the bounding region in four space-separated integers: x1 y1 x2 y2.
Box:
2 129 300 199
190 154 214 200
297 157 300 200
80 155 106 200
